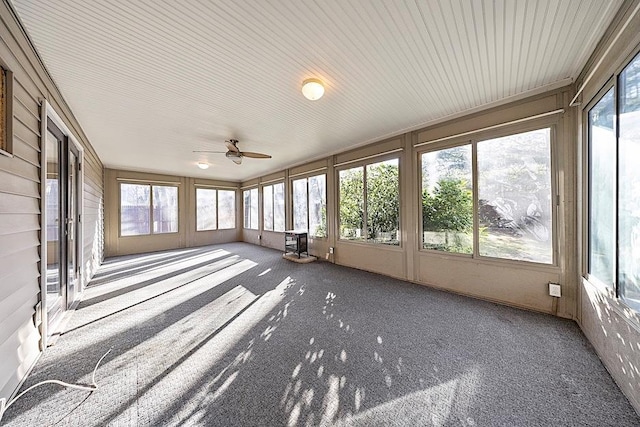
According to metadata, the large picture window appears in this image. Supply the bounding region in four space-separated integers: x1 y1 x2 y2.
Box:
196 188 236 231
477 128 552 263
292 174 326 237
420 128 553 264
587 51 640 311
263 182 285 232
588 51 640 310
339 159 399 245
120 183 178 236
243 188 259 230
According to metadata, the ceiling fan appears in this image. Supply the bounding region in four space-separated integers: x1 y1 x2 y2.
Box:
193 139 272 165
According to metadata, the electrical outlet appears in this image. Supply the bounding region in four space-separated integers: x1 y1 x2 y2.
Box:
549 283 561 298
329 247 334 254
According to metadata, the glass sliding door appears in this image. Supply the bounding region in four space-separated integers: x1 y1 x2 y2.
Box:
45 118 81 336
45 127 64 324
67 145 80 305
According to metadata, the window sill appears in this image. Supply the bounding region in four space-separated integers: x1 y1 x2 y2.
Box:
337 239 402 251
0 148 13 158
418 249 560 272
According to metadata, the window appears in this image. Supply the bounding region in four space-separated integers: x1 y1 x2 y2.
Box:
218 190 236 229
477 129 552 263
196 188 217 231
196 188 236 231
339 159 399 245
421 145 473 253
263 182 285 232
588 89 615 287
586 51 640 311
292 174 326 237
419 128 553 264
619 52 640 308
120 183 177 236
243 188 259 229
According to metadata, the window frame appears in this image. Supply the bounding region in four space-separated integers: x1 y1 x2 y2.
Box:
290 172 327 238
194 186 237 232
584 46 640 312
0 65 13 157
243 187 259 230
119 181 179 237
262 181 285 232
418 123 558 267
336 152 401 246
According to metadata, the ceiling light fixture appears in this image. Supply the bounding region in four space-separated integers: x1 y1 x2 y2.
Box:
197 162 209 169
301 78 325 101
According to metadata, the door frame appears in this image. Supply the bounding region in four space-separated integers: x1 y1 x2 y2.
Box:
40 100 84 348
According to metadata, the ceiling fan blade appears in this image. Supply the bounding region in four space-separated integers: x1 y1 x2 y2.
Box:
193 150 226 153
225 140 239 153
241 151 272 159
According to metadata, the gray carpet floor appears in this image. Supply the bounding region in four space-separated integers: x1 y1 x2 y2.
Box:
2 242 639 426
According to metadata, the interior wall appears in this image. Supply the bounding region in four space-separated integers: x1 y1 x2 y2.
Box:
104 168 241 257
242 88 575 318
0 1 104 401
575 0 640 412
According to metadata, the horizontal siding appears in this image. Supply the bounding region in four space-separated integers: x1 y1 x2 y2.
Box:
82 129 104 285
0 268 40 325
11 136 39 166
13 117 40 151
0 246 39 281
0 151 39 181
0 12 44 403
0 319 40 400
0 212 39 235
0 192 39 214
0 169 39 198
0 0 105 403
0 229 39 258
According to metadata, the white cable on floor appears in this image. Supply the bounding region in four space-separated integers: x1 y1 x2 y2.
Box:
0 349 111 424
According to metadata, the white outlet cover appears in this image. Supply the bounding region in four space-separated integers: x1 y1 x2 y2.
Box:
549 283 562 297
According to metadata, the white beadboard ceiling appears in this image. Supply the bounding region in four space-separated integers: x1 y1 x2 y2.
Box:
12 0 622 181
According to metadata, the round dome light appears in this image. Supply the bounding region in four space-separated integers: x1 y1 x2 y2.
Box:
301 78 325 101
197 162 209 170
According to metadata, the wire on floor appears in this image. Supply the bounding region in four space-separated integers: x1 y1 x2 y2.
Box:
0 349 111 424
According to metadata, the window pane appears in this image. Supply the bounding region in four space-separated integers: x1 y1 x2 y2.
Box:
274 182 285 232
339 167 364 240
196 188 217 231
120 183 150 236
250 188 259 230
244 190 251 228
218 190 236 229
421 145 473 253
153 185 178 233
309 174 326 237
293 178 308 231
619 53 640 309
263 185 274 231
477 128 552 263
588 88 616 287
366 159 399 245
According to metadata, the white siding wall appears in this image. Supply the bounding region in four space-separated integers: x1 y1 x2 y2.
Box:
0 2 104 400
